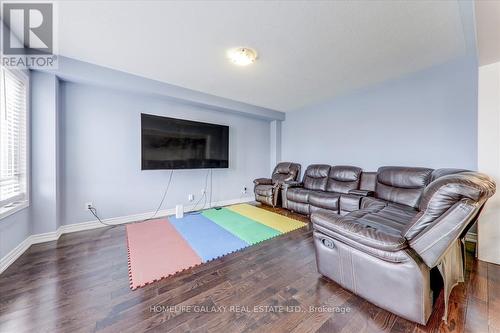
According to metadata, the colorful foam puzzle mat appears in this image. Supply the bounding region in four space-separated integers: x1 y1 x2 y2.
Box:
126 204 306 289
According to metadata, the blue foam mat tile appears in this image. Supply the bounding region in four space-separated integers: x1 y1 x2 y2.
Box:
169 213 249 263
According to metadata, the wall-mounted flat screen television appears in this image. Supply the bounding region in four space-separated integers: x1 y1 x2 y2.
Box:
141 114 229 170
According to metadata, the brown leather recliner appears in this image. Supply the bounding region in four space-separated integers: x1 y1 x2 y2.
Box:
310 166 495 324
281 164 363 215
254 162 301 207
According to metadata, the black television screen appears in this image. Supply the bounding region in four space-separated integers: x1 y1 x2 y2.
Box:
141 114 229 170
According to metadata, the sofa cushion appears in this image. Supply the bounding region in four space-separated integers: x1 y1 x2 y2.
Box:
361 196 388 209
303 164 330 191
255 184 274 197
361 196 416 211
310 206 334 215
311 211 408 252
375 166 433 208
347 204 418 235
326 166 362 194
287 187 315 203
309 191 340 211
255 194 273 206
288 201 310 215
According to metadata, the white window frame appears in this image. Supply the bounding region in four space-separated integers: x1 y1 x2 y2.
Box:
0 67 30 220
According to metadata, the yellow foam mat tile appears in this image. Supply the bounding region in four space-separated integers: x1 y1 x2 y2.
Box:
226 204 306 233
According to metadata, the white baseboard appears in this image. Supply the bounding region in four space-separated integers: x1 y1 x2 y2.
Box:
0 236 32 274
0 196 254 274
0 197 478 275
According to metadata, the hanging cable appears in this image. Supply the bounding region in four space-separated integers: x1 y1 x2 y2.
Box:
146 169 174 221
88 169 174 227
209 169 213 208
188 170 210 214
88 206 116 227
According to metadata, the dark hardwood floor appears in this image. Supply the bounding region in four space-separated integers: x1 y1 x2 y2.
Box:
1 205 499 332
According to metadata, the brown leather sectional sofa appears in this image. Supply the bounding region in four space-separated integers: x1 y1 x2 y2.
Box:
256 164 496 324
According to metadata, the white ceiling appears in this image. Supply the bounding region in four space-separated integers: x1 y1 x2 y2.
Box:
475 0 500 66
56 0 467 112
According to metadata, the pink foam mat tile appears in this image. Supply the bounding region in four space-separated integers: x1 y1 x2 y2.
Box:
126 218 202 289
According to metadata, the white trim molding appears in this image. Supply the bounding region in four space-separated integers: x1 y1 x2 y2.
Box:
478 62 500 265
0 68 31 222
0 197 481 274
0 196 254 274
0 236 32 274
0 201 29 221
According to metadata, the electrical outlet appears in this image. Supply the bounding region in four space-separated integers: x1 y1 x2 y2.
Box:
188 194 194 202
85 202 93 210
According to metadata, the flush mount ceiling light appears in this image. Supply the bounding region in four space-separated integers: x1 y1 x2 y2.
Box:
227 47 257 66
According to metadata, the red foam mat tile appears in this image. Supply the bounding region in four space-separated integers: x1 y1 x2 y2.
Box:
126 218 202 289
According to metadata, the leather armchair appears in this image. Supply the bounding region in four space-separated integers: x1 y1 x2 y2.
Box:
311 168 496 324
254 162 301 207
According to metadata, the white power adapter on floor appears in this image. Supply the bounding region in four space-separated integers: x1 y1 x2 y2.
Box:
175 204 184 218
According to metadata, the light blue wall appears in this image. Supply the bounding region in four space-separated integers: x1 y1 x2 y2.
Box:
60 81 269 225
0 71 60 259
0 0 478 262
282 55 478 171
31 72 60 234
41 57 285 121
0 209 31 260
1 60 273 262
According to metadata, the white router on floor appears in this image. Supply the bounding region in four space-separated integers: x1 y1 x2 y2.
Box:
175 204 184 218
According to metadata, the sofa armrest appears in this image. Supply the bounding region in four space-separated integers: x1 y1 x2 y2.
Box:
281 181 303 209
254 178 273 185
348 189 374 197
282 181 303 189
339 194 362 214
409 199 477 267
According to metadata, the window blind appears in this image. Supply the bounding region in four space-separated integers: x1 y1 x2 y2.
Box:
0 68 28 208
